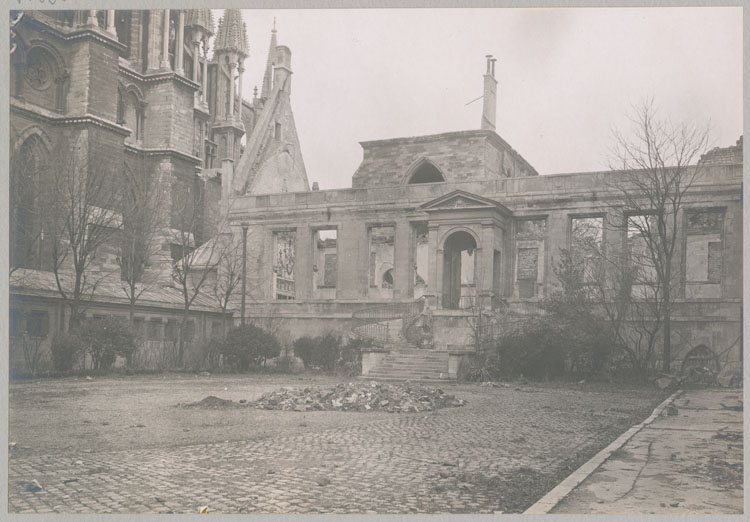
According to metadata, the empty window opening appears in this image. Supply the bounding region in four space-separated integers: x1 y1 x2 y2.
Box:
408 162 445 184
314 229 337 299
369 226 395 299
571 217 604 284
412 223 429 298
382 269 394 288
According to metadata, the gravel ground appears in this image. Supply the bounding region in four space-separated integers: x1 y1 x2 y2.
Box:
9 373 668 514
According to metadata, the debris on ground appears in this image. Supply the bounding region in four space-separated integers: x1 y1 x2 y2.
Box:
249 381 466 413
177 382 466 413
655 375 680 390
177 395 240 409
665 404 679 416
719 401 743 412
717 367 742 387
713 430 742 443
22 479 42 493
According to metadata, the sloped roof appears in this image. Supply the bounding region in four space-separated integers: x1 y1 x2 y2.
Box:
185 9 215 36
214 9 248 56
10 268 222 314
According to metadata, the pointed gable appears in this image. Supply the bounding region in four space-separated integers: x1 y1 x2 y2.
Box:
421 190 512 216
230 26 309 196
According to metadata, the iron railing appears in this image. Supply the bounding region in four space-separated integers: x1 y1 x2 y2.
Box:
351 298 426 346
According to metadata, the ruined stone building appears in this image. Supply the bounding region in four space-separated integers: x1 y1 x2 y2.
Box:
225 57 743 379
8 9 308 371
8 9 743 379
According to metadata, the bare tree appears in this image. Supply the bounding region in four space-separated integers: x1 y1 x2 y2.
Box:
46 132 125 330
607 100 710 372
169 183 230 366
117 157 167 323
211 231 243 329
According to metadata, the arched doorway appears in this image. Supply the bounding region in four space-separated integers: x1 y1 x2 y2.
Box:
442 231 477 309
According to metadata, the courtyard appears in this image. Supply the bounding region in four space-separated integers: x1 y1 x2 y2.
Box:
9 373 667 514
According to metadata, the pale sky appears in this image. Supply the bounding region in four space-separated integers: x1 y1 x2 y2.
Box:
214 8 742 190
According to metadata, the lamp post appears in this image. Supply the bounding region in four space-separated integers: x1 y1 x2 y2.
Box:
240 223 249 326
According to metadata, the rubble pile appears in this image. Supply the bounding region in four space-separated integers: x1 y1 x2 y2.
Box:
177 395 241 409
250 381 466 413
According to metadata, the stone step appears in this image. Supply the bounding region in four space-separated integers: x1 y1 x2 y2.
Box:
380 359 448 367
365 346 452 381
364 373 453 382
378 361 448 368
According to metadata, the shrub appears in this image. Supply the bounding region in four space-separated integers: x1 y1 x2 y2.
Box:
293 334 341 372
336 337 369 376
486 315 612 381
458 351 502 382
51 333 81 372
198 337 224 371
220 324 281 371
77 318 137 371
266 355 305 374
494 321 567 380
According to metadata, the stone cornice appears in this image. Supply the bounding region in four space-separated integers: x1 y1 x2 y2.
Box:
10 100 131 136
119 65 201 91
211 119 246 133
23 14 127 54
124 144 202 165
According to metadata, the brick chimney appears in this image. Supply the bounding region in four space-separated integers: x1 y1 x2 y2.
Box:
481 55 497 131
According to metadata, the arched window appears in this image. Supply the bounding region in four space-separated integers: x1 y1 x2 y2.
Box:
122 91 144 143
382 269 394 289
116 88 125 124
408 160 445 184
11 134 48 269
18 45 68 112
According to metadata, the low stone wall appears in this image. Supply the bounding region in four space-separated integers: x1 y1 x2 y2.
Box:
361 349 390 375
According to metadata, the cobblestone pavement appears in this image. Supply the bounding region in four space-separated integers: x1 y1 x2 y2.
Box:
9 382 662 514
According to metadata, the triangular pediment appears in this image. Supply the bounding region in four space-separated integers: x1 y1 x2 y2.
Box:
420 190 510 214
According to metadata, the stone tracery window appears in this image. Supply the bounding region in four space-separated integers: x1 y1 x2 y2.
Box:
273 230 296 300
24 48 55 91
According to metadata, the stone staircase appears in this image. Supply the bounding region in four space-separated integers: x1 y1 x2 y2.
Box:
363 347 452 382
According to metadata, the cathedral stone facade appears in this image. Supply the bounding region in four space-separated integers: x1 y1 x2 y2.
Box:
9 9 308 371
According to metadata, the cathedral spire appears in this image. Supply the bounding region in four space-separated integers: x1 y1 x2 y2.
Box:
260 22 278 100
214 8 248 57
